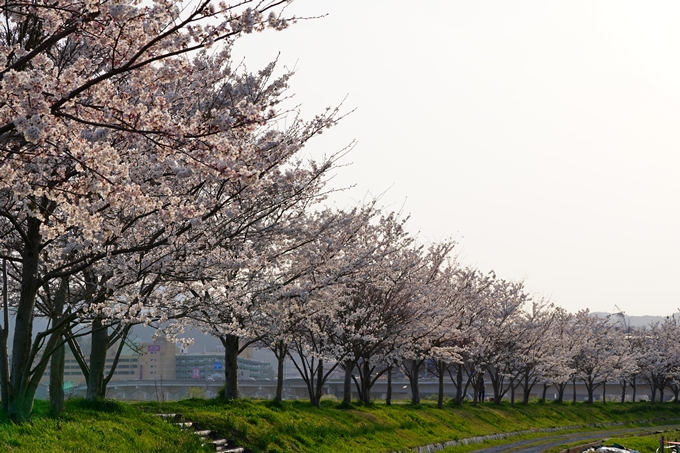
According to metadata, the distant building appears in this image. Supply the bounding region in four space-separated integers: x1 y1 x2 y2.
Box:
175 354 274 381
41 336 272 387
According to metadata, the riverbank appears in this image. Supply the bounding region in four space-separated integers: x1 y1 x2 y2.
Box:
137 398 680 453
0 398 678 452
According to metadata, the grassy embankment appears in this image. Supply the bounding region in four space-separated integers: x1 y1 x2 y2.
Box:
1 397 679 452
0 398 210 453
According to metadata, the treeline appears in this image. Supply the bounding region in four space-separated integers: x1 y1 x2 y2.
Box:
1 0 675 425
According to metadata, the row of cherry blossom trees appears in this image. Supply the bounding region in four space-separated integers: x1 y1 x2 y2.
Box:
0 0 354 422
1 0 679 424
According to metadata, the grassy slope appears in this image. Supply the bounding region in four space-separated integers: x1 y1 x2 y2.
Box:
0 398 679 453
135 399 680 453
0 399 211 453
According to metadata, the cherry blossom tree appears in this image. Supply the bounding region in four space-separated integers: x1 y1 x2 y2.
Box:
422 265 490 408
438 269 498 405
329 214 426 406
477 278 528 405
571 310 621 404
162 169 355 400
0 0 343 421
282 211 425 407
254 204 382 402
537 307 576 403
638 317 680 403
389 242 456 405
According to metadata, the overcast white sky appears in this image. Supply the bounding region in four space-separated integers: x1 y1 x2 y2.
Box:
232 1 680 316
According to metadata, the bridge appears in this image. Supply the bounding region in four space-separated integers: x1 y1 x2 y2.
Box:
70 378 657 403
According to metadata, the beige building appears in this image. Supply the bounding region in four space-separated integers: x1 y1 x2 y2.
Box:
42 336 179 388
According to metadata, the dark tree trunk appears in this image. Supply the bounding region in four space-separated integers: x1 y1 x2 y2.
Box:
510 378 516 406
437 360 445 408
670 384 680 403
408 360 421 404
631 375 637 402
342 359 353 405
585 377 596 404
220 334 240 400
489 368 506 405
310 359 324 407
541 383 549 403
8 216 42 423
522 374 532 404
359 360 371 405
556 382 567 403
273 341 286 402
87 318 108 401
455 365 464 404
49 276 68 414
620 379 627 403
0 259 10 413
572 378 577 403
49 343 65 414
650 379 658 403
386 366 392 406
287 341 342 408
602 381 606 403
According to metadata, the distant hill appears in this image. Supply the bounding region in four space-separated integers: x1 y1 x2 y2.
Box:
591 312 679 328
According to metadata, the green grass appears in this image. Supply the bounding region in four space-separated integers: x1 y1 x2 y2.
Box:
135 399 680 453
1 398 679 452
0 398 211 452
604 429 680 452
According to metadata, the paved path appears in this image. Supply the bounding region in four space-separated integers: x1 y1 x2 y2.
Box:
468 426 671 453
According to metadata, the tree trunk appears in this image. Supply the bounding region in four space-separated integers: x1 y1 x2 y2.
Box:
273 341 286 402
631 375 637 402
585 378 594 404
287 342 342 408
8 216 41 423
310 359 323 407
87 318 108 401
670 384 680 403
437 360 445 408
510 378 515 406
409 360 420 404
386 366 392 406
0 328 8 413
360 360 371 405
221 334 240 400
522 375 531 404
620 379 627 403
49 276 68 414
541 383 549 403
602 381 606 403
556 382 567 404
489 368 505 405
455 365 464 404
0 259 10 413
49 342 65 414
572 378 577 403
342 360 353 405
473 377 479 405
